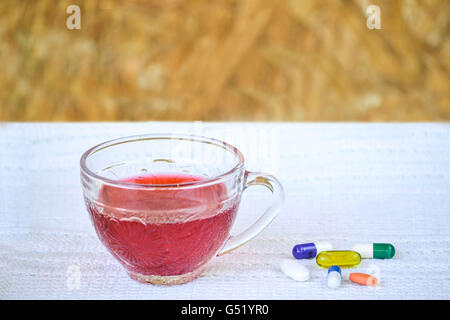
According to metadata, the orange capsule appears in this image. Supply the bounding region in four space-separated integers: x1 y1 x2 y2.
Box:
349 273 378 286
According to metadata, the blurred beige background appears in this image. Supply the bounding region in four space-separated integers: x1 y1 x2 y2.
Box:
0 0 449 121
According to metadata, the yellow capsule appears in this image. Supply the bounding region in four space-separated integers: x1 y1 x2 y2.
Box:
316 250 361 268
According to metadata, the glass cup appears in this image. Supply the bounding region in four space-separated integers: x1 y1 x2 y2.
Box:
80 134 284 285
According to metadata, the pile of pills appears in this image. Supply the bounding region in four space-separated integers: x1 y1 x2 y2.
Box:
280 241 395 289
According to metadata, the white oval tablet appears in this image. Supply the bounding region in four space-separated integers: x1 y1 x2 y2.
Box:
280 259 310 282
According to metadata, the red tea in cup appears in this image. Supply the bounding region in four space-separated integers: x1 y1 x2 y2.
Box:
86 173 239 279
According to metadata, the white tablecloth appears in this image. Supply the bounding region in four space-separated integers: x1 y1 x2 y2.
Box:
1 122 449 299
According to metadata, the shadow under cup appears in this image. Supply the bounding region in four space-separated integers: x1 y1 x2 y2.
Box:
80 134 283 285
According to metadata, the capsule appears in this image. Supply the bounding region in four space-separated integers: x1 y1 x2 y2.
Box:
350 273 378 286
316 250 361 268
292 241 333 259
352 243 395 259
327 265 342 289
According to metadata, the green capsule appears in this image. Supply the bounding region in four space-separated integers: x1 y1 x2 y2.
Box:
352 243 395 259
316 250 361 268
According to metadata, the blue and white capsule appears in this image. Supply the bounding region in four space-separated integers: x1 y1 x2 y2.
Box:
327 265 342 289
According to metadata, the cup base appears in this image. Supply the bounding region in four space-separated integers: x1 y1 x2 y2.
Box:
128 268 204 285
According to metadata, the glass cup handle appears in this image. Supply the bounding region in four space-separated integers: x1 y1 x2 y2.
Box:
218 170 285 256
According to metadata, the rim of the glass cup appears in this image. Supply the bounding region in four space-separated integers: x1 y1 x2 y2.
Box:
80 134 245 189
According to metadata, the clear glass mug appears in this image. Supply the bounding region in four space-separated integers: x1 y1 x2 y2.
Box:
80 134 284 285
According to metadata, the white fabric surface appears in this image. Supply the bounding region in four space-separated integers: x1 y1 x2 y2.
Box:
1 122 449 299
